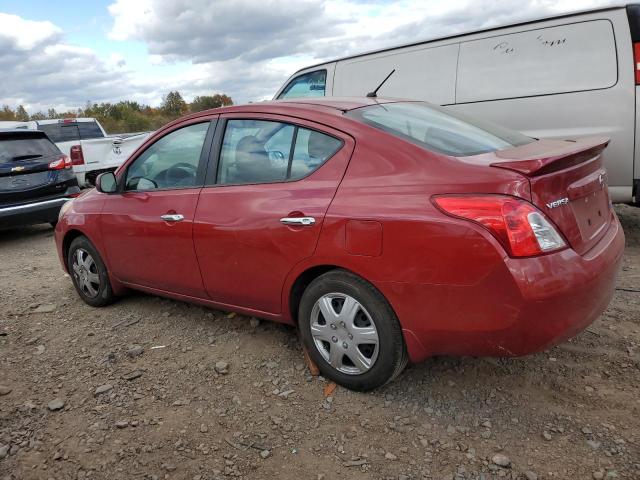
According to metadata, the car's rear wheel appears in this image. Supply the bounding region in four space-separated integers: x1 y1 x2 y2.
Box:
67 236 116 307
298 269 407 391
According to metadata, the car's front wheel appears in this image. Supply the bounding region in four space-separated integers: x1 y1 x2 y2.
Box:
298 269 407 391
67 236 116 307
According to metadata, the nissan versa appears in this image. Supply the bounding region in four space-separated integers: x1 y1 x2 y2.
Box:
54 98 624 391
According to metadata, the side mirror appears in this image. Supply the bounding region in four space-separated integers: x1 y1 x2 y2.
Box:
96 172 117 193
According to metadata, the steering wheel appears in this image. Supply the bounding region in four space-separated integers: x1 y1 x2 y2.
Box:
159 162 198 187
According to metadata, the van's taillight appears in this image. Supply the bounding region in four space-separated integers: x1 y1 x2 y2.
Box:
433 195 567 257
70 145 84 165
48 155 72 170
634 42 640 84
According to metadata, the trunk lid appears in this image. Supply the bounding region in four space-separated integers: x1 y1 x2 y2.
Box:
489 136 611 255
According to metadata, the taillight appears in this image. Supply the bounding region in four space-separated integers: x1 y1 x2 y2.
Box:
634 42 640 84
48 155 72 170
70 145 84 165
433 195 567 257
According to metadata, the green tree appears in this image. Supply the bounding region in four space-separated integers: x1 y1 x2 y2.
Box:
161 91 187 117
30 111 47 121
15 105 29 121
0 105 16 120
190 93 233 113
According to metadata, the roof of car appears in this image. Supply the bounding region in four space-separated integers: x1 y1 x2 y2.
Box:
271 97 411 111
187 97 413 118
152 97 422 138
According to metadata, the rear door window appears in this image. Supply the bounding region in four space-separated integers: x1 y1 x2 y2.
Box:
38 123 80 143
216 119 342 185
278 70 326 99
456 20 617 103
78 121 104 140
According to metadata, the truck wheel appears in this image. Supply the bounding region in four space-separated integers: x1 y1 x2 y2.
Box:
298 269 407 391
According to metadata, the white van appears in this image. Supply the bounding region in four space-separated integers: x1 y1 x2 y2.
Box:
274 3 640 203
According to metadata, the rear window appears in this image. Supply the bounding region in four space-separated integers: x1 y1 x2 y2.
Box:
0 134 61 163
78 121 104 140
346 102 533 157
37 123 80 143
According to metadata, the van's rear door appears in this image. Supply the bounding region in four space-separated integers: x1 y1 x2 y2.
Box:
490 137 612 255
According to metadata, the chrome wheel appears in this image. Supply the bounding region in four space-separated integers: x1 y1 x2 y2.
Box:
310 293 379 375
71 248 100 299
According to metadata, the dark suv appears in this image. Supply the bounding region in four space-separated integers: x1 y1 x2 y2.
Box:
0 129 80 229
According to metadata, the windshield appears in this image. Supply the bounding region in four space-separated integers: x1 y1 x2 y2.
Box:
346 102 533 157
0 135 61 163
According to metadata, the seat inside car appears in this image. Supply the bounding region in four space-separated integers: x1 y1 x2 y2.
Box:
229 135 283 184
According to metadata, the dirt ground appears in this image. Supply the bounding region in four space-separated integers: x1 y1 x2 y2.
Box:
0 205 638 480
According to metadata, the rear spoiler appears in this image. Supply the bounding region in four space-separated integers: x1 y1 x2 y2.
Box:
490 136 610 176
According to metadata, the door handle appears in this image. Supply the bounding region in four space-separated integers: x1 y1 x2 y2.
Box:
280 216 316 226
161 214 184 222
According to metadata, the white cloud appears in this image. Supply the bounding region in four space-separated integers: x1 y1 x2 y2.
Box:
107 0 153 41
0 13 61 50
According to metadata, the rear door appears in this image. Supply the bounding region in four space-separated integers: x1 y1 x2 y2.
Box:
100 119 216 296
193 114 353 314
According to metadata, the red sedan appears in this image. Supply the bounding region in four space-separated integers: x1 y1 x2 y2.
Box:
55 98 624 391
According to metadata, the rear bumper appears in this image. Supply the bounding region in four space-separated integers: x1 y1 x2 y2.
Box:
0 188 80 228
380 213 625 363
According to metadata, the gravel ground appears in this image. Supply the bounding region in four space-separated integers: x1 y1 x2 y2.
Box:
0 205 639 480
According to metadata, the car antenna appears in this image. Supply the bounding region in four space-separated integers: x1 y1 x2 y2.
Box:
366 69 396 98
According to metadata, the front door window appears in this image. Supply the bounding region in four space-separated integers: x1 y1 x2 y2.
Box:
125 122 210 190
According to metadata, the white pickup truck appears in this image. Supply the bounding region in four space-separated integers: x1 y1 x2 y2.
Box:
0 118 151 186
36 118 151 186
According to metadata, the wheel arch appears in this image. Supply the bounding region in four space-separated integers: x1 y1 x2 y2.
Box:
287 264 341 325
62 229 88 270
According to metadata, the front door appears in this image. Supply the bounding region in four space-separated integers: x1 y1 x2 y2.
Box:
101 120 215 297
193 115 353 314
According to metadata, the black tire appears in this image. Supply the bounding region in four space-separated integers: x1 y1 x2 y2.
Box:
49 221 57 229
298 269 408 391
67 236 116 307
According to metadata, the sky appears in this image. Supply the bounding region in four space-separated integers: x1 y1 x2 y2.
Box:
0 0 618 113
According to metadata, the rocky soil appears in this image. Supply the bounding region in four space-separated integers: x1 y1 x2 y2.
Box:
0 205 639 480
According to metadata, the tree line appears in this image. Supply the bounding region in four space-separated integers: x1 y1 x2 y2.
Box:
0 91 233 134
